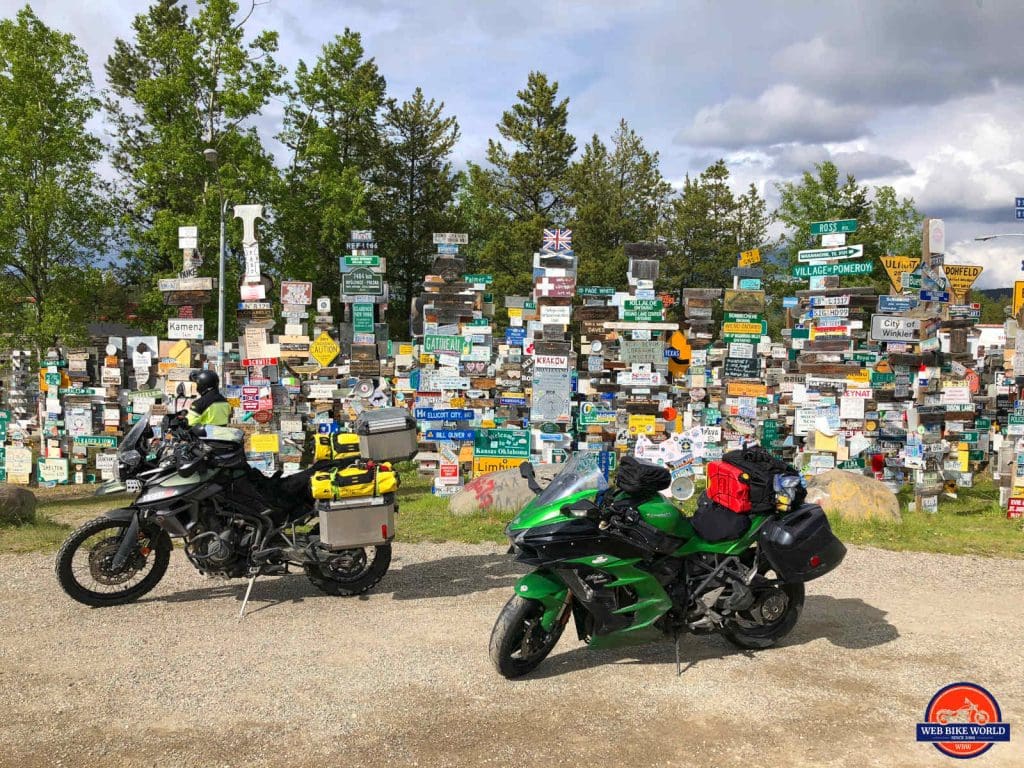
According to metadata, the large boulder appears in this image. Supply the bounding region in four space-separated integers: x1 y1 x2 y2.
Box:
450 464 562 516
805 470 901 523
0 486 37 525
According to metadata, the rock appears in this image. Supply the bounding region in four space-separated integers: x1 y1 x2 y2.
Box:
449 464 562 516
0 486 37 525
804 469 901 523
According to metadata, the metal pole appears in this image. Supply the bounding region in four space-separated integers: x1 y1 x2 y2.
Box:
217 198 226 376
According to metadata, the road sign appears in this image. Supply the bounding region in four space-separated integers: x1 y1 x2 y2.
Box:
1014 281 1024 316
579 286 615 297
880 255 919 292
280 281 313 305
432 232 468 245
623 299 663 322
738 248 760 267
167 318 204 340
344 255 380 267
870 315 921 342
820 232 846 247
810 219 858 235
792 261 873 278
309 332 340 367
942 264 983 299
878 296 919 313
352 302 375 334
341 267 384 296
797 244 863 262
474 428 531 458
919 290 950 303
463 274 493 284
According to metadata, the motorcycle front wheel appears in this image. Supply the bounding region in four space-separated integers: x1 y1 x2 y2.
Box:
489 595 569 679
721 582 805 650
55 516 172 607
304 544 392 596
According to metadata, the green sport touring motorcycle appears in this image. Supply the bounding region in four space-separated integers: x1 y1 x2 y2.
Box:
489 453 846 678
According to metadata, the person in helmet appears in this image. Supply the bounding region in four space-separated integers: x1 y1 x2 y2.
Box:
187 370 232 427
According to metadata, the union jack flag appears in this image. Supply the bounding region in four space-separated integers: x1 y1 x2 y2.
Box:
542 228 572 251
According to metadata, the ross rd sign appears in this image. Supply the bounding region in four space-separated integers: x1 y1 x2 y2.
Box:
810 219 858 235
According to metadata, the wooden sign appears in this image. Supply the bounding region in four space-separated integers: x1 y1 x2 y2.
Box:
723 290 765 314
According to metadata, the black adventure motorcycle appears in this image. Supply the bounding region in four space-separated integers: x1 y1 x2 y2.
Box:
55 411 394 613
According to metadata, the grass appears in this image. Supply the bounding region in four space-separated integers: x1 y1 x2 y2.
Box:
2 473 1021 559
827 478 1024 559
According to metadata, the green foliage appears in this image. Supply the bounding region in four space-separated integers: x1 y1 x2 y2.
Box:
0 5 112 351
106 0 285 335
662 160 771 294
775 161 922 293
276 29 384 303
464 72 576 304
569 120 672 287
371 87 461 336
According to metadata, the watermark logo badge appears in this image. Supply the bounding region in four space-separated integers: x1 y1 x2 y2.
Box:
916 682 1011 759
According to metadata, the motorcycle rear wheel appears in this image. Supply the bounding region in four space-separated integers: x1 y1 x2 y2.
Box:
722 582 804 650
55 516 171 607
489 595 568 679
304 543 392 596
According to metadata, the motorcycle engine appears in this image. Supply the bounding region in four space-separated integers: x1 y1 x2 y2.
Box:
684 553 757 628
187 519 253 577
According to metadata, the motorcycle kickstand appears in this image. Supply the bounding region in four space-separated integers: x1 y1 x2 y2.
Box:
238 572 258 620
673 631 681 677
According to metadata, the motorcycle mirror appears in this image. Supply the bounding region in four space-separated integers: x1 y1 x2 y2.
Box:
519 462 535 481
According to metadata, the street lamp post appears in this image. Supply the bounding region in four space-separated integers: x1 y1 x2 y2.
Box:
205 146 229 377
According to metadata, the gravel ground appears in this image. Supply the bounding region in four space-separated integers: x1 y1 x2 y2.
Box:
1 542 1022 768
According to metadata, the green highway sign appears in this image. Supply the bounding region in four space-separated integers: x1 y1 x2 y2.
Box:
463 274 493 284
797 244 864 263
344 255 380 267
792 261 874 278
352 303 375 334
810 219 858 235
623 299 664 322
579 286 615 297
474 428 531 458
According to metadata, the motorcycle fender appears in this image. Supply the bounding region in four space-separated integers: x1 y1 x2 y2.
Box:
94 480 127 497
103 507 138 523
515 571 569 632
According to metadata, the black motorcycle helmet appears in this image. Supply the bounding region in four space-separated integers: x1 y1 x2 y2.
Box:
190 369 220 395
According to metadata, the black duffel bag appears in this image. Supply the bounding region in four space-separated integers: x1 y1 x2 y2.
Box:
691 492 750 543
722 444 804 514
616 455 671 497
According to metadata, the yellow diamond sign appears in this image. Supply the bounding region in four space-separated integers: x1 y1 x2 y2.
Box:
880 255 919 292
309 332 340 367
942 264 983 300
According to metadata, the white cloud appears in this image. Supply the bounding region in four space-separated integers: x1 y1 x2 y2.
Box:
678 85 873 148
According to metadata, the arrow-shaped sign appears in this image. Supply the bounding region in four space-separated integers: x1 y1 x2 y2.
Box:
797 244 864 263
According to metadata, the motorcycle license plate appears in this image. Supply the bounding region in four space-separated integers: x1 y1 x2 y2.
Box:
126 479 142 493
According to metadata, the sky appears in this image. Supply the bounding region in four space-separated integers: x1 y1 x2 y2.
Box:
10 0 1024 290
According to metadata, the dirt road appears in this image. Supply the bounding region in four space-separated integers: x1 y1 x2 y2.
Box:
1 543 1021 767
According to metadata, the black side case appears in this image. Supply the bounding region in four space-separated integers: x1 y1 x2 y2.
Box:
758 503 846 582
